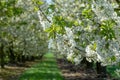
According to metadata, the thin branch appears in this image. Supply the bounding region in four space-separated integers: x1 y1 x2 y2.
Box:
75 46 86 53
39 7 51 23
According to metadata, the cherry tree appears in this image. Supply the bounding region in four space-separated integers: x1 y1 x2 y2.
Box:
0 0 48 68
38 0 120 75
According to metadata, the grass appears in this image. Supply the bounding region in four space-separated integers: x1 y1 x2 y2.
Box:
19 53 64 80
107 64 120 78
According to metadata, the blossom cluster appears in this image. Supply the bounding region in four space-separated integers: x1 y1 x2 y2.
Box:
39 0 120 66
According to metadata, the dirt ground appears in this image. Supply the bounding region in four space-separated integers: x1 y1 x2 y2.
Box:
57 58 118 80
0 60 40 80
0 58 119 80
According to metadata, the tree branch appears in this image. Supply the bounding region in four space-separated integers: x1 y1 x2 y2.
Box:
75 46 86 53
39 7 51 23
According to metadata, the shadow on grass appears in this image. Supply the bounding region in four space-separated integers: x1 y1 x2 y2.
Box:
19 53 64 80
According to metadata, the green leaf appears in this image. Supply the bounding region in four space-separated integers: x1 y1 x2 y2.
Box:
14 7 23 15
93 43 96 50
74 21 79 26
45 27 53 33
82 8 93 18
34 6 39 11
48 4 55 11
111 56 116 62
100 20 116 40
37 1 44 5
55 25 61 32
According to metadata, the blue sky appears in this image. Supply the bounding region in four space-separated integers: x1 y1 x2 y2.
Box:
46 0 52 4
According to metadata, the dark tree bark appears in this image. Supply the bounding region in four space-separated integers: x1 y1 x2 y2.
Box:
9 47 15 63
31 56 35 61
25 55 29 61
21 55 25 63
28 56 34 61
0 43 5 68
96 62 107 78
17 54 21 62
8 41 16 63
39 55 43 59
81 57 93 69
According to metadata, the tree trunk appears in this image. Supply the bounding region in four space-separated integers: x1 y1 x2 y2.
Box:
96 62 107 77
9 47 15 63
31 56 35 61
25 55 29 61
81 57 93 69
21 55 25 63
39 55 43 59
8 41 16 63
0 44 5 68
17 54 21 62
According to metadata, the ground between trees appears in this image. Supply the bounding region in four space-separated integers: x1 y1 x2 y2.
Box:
0 53 119 80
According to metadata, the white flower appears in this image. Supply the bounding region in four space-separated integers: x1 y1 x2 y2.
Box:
115 69 120 77
48 39 55 49
67 53 74 60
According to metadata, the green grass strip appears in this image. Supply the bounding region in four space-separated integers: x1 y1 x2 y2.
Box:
19 53 64 80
